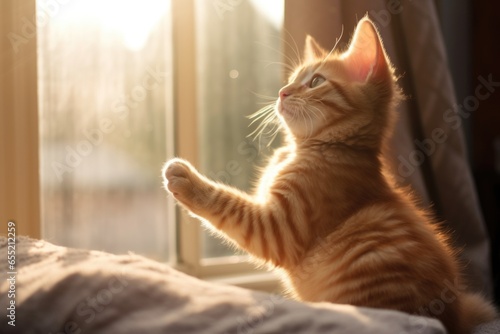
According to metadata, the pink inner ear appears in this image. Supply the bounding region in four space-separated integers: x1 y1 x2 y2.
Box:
341 19 385 82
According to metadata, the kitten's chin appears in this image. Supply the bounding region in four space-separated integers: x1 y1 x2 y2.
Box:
277 102 292 118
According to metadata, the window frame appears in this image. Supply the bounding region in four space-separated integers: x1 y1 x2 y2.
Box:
0 0 41 239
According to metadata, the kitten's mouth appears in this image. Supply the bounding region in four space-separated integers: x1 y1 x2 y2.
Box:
277 103 292 117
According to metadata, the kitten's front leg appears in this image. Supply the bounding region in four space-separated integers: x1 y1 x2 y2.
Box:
163 158 213 214
164 157 308 267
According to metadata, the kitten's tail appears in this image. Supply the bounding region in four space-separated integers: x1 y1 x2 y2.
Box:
460 292 497 332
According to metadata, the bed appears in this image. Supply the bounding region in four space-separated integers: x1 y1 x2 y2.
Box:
1 236 498 333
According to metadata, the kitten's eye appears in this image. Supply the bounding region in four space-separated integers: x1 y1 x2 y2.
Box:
310 75 326 88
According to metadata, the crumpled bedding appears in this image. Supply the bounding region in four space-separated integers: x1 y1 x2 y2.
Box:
0 236 491 334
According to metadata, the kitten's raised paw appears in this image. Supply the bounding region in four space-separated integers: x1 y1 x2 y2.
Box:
163 159 211 211
165 159 191 179
163 159 195 197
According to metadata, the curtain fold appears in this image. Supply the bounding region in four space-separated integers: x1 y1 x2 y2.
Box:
397 0 491 294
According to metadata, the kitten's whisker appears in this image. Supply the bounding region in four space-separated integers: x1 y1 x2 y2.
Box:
262 110 278 125
248 111 275 129
251 92 279 101
299 107 314 140
261 124 277 137
249 104 274 117
307 112 314 139
282 28 302 67
256 101 276 106
296 98 309 107
249 123 273 141
248 124 266 140
309 105 327 121
265 124 281 147
259 123 280 147
255 41 300 71
301 99 313 138
317 25 344 71
248 103 274 116
264 61 296 74
260 114 278 132
248 104 275 122
259 120 280 148
255 32 301 70
307 106 320 120
248 110 278 140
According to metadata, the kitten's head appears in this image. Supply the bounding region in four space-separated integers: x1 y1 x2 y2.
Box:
277 17 400 148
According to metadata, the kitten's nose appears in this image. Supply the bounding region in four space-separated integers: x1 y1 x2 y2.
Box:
279 88 291 101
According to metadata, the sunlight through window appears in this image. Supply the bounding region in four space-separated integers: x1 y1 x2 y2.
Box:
38 0 173 260
49 0 170 50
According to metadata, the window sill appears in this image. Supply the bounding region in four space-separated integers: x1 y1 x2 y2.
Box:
207 271 282 294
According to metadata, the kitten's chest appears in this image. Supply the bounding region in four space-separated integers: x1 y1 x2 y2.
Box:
256 164 286 199
255 151 298 198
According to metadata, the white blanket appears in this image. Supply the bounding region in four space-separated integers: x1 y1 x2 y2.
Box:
0 237 464 333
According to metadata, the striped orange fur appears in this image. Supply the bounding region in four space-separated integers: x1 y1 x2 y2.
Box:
164 16 497 334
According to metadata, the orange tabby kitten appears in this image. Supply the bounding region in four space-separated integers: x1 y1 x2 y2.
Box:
163 17 497 334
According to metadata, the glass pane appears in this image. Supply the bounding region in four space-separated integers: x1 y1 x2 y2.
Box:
38 0 173 261
196 0 284 258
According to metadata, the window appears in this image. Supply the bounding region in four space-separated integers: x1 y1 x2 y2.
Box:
36 0 284 283
38 0 174 261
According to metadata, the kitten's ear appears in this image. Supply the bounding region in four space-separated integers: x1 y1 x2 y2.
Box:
341 17 390 82
304 35 328 62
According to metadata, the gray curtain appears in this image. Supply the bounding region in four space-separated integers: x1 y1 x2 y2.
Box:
285 0 493 296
